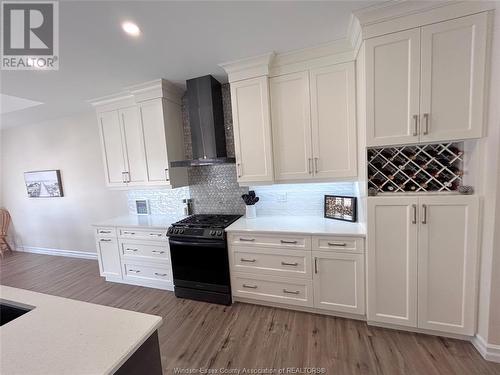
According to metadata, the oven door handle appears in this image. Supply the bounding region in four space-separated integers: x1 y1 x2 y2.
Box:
169 239 226 248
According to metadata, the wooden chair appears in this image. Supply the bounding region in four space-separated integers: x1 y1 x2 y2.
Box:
0 208 12 257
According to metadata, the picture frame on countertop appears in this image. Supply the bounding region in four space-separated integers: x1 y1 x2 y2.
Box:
324 195 357 222
24 170 63 198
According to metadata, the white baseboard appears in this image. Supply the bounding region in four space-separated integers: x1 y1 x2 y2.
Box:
16 246 98 260
471 334 500 363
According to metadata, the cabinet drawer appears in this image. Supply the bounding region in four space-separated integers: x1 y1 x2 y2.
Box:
231 272 313 307
312 236 364 253
229 233 311 250
231 247 311 278
118 228 166 241
95 227 117 238
123 263 172 283
120 240 170 262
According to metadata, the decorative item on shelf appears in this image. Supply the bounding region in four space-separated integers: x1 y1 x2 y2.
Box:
367 142 464 193
458 185 474 195
368 187 378 196
241 191 259 219
324 195 357 222
135 199 150 215
24 170 63 198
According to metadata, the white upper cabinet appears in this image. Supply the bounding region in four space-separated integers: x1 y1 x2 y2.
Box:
230 77 274 184
270 71 313 181
98 110 127 187
92 79 188 189
365 29 421 147
417 195 479 335
365 13 487 147
119 106 147 185
310 62 357 179
419 13 487 142
368 195 479 335
270 63 358 183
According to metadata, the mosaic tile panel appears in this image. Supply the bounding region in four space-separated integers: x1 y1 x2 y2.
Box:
188 164 248 215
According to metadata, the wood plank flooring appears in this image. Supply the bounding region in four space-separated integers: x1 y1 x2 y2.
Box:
1 252 499 375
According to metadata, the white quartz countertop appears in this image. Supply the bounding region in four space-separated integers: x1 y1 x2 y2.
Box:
225 216 366 237
92 214 185 229
0 286 162 375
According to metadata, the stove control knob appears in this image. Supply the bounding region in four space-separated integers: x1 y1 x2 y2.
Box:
179 229 184 234
174 229 179 234
210 230 215 236
217 231 223 236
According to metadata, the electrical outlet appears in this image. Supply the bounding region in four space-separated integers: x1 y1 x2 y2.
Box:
277 193 287 202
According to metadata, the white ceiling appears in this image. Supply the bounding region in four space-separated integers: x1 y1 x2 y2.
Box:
0 1 379 128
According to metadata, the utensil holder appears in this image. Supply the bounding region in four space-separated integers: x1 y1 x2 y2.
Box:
245 205 256 219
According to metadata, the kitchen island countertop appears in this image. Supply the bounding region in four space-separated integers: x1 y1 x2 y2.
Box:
225 215 366 237
0 286 162 375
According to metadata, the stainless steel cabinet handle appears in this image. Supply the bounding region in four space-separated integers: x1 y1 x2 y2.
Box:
149 233 162 237
280 240 298 244
281 261 299 266
123 231 136 235
165 168 170 182
412 204 417 224
413 114 419 136
283 289 300 295
236 163 242 178
423 113 429 135
154 272 167 277
129 269 141 273
308 158 312 174
152 250 165 254
314 257 318 274
122 171 127 183
242 284 258 289
328 242 346 247
239 238 255 242
126 248 138 252
422 204 427 224
126 172 131 183
100 238 112 242
314 157 319 174
99 230 111 234
240 258 256 263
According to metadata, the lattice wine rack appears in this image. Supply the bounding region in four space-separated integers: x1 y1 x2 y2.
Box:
367 142 464 193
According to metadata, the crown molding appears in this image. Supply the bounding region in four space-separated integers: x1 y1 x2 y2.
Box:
219 52 275 82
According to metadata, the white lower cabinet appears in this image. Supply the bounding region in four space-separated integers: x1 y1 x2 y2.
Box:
95 226 173 291
312 251 365 314
228 232 365 316
367 195 479 336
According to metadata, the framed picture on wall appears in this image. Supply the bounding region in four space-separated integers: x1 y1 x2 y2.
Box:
24 170 64 198
324 195 357 222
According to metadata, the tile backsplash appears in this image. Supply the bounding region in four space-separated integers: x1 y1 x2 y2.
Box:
127 81 358 218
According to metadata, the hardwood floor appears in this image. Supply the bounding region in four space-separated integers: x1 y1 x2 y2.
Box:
1 251 499 375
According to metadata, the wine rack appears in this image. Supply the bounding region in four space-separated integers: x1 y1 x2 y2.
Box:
367 142 464 193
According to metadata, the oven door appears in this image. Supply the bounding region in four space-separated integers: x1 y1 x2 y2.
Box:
169 237 230 294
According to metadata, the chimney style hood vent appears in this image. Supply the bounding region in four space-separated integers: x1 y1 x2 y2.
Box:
171 75 235 167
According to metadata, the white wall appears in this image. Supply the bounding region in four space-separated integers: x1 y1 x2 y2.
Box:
477 5 500 347
0 112 129 253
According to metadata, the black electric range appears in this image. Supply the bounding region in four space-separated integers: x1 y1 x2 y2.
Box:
167 214 241 305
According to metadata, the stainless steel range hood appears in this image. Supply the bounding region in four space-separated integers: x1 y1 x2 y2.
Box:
170 75 235 167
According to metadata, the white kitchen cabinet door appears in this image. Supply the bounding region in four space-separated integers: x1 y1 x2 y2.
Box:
270 72 313 181
230 77 274 184
365 29 421 147
119 106 147 185
96 237 122 279
310 62 357 179
417 195 479 335
312 251 365 315
139 99 170 185
420 13 487 142
98 110 126 187
367 197 418 327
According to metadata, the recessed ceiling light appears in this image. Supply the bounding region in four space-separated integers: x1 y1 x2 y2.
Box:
122 21 140 37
